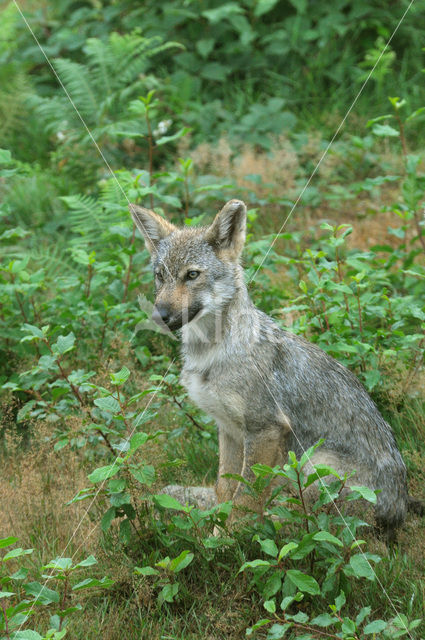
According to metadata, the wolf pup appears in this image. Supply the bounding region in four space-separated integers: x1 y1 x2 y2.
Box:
130 199 414 539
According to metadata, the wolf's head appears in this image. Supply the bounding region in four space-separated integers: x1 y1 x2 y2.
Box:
130 200 247 333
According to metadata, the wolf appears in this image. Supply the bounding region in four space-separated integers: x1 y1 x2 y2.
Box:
130 199 418 539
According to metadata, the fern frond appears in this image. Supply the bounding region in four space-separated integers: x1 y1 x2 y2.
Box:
53 58 99 124
61 194 103 240
0 70 31 144
61 190 129 248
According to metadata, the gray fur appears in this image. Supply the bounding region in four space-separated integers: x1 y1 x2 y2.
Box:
131 200 410 537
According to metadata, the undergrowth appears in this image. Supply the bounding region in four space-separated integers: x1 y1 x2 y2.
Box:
1 1 425 638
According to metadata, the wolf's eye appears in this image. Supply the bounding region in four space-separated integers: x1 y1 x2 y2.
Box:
186 270 200 281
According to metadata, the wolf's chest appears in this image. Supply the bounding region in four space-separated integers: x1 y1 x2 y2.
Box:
181 369 245 429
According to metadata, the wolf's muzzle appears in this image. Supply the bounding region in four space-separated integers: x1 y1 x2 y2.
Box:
152 303 203 332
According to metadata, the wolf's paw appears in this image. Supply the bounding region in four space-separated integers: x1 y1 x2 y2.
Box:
160 484 217 510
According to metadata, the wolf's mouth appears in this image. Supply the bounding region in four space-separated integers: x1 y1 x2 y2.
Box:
152 304 203 332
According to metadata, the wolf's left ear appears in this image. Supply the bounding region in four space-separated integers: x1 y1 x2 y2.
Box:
206 199 247 259
129 204 176 254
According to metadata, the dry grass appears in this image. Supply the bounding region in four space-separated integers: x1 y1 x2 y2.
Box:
0 421 94 558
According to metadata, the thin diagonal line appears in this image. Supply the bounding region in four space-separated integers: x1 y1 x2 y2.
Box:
248 0 416 286
251 360 413 639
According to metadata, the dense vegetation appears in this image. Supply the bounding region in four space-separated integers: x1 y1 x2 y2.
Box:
0 1 424 638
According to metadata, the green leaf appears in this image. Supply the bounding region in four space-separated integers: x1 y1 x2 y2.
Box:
153 494 185 510
169 550 194 573
246 618 271 635
13 632 43 640
263 573 282 599
355 606 371 625
21 324 45 340
254 536 278 557
155 127 191 146
0 590 15 598
254 0 280 17
341 617 356 634
101 507 116 532
196 38 215 58
0 149 12 164
267 623 292 639
72 577 114 591
310 613 336 627
363 619 387 634
264 599 276 613
305 464 341 488
43 557 72 571
158 582 178 604
349 554 376 580
286 570 320 595
313 531 343 547
88 463 120 483
130 465 155 487
53 333 76 355
74 555 97 568
239 559 271 573
134 566 160 576
129 432 149 452
348 485 377 504
200 63 229 81
23 582 60 604
363 369 381 391
0 536 18 549
94 396 121 414
372 124 400 137
3 548 33 561
334 590 346 611
110 366 131 385
202 3 244 23
278 542 298 561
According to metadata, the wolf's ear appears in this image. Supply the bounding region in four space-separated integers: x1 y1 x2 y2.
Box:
129 204 176 254
206 199 247 259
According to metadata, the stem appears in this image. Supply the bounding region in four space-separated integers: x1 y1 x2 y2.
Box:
395 112 408 158
354 284 367 371
1 600 10 640
296 467 310 534
310 263 330 332
277 615 356 640
58 574 70 631
164 382 204 431
85 262 93 298
355 285 363 337
44 338 116 453
98 308 109 355
95 428 115 455
30 296 42 324
335 244 354 330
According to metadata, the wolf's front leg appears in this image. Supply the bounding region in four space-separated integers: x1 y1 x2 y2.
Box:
231 426 285 518
216 424 244 503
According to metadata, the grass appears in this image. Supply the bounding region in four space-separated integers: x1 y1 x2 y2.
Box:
1 128 424 638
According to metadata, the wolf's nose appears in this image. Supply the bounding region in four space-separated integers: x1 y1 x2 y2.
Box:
152 304 171 326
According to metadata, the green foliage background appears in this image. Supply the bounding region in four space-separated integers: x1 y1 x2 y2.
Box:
0 1 424 638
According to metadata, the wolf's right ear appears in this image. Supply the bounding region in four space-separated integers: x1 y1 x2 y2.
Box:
129 204 176 254
206 199 247 259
